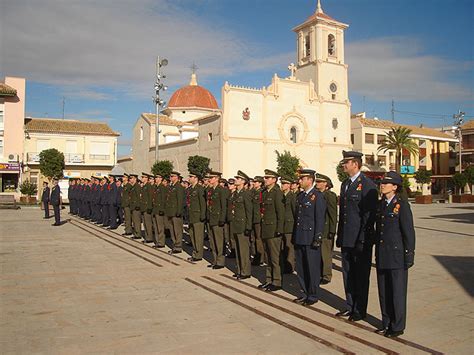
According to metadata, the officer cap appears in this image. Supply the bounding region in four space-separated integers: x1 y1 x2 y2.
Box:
341 150 363 162
291 179 299 184
315 173 333 188
380 171 403 186
280 176 292 184
43 181 49 185
141 172 152 178
188 173 198 178
227 178 236 185
154 173 163 178
249 178 254 183
129 173 138 178
117 177 123 182
170 171 181 177
253 176 264 183
102 176 109 182
235 170 250 182
219 178 228 184
52 177 59 181
84 178 90 182
263 169 279 178
123 173 129 178
108 175 116 180
298 169 316 178
207 171 222 178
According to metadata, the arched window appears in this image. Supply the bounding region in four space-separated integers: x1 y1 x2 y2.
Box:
305 34 311 57
139 126 144 141
328 34 336 56
290 126 297 144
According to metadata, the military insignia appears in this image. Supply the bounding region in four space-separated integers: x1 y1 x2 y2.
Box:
393 203 400 214
356 183 362 191
310 194 316 201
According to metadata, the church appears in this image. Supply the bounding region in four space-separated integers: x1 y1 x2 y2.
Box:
119 1 351 190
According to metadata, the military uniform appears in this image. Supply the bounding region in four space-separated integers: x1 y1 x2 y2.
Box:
336 151 378 320
375 172 415 337
121 176 133 235
129 177 142 239
228 171 253 278
140 174 154 242
152 180 167 247
165 172 185 252
50 181 61 226
281 178 296 273
186 178 206 260
293 169 327 304
251 178 266 265
41 184 50 218
206 172 227 267
260 170 285 289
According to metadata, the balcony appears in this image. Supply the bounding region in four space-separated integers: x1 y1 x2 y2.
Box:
89 154 110 160
27 152 40 163
27 152 85 164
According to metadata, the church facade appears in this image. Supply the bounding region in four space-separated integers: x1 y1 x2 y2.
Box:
120 2 351 190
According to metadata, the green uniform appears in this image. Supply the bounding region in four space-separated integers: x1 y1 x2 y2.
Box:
321 189 338 282
206 185 227 266
228 188 253 276
251 187 266 264
152 183 167 247
187 184 206 259
282 190 297 273
165 182 185 251
261 185 285 287
129 183 142 239
121 183 133 234
140 182 154 242
222 187 232 249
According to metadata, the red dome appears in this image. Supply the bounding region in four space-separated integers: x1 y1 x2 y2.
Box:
168 84 218 110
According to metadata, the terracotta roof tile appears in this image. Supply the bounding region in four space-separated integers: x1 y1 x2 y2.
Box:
0 83 17 97
141 113 185 126
461 120 474 130
357 117 456 140
169 85 219 110
25 118 119 136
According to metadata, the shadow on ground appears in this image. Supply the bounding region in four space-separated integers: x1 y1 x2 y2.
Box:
433 255 474 297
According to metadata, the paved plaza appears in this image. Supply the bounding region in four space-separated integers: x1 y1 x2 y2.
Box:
1 203 473 354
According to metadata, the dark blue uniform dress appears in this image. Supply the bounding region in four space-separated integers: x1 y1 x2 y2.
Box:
108 183 119 228
102 183 111 226
293 187 327 303
117 185 124 225
375 196 415 333
67 184 73 214
336 172 378 318
41 186 50 218
50 185 61 225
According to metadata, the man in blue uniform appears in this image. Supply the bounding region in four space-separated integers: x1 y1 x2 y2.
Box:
336 151 378 321
293 169 327 306
50 178 62 226
41 181 50 219
375 171 415 338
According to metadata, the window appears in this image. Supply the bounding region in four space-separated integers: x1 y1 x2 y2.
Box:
377 134 386 145
0 138 3 156
332 94 336 100
328 34 336 56
65 140 77 153
139 126 144 141
365 133 374 144
0 108 4 130
378 155 386 166
208 133 213 141
290 126 297 144
365 154 375 165
351 134 354 145
333 137 337 142
90 141 110 160
37 139 50 152
305 34 311 57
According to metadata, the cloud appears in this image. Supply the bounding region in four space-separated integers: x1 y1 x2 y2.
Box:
61 88 116 101
346 36 474 102
1 0 289 98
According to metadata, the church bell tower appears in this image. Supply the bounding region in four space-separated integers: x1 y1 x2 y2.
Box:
293 0 349 103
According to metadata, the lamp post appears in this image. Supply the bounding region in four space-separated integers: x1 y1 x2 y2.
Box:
453 110 465 173
154 56 168 163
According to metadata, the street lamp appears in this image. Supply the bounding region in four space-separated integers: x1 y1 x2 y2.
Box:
453 110 465 173
154 56 168 163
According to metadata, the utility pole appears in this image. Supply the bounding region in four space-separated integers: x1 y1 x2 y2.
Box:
154 56 168 163
391 99 395 122
62 97 65 119
453 110 465 173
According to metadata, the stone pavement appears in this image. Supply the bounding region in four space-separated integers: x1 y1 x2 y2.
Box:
0 203 473 354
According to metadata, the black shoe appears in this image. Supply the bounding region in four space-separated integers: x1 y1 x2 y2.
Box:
237 275 251 280
52 223 61 226
336 310 352 317
258 282 271 289
131 236 141 239
122 233 132 236
172 249 182 254
212 265 224 270
188 257 202 262
385 330 404 338
302 299 318 306
375 327 389 335
293 296 306 304
232 273 240 278
320 279 331 285
265 284 281 292
207 264 214 268
156 245 165 248
349 313 365 322
107 226 117 230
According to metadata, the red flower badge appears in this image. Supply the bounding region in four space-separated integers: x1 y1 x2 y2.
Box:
356 183 362 191
393 203 400 214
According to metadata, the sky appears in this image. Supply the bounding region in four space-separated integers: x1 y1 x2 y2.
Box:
1 0 473 157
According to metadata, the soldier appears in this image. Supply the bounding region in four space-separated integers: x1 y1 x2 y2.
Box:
375 171 415 338
77 179 84 217
50 178 62 226
84 178 92 220
186 173 206 261
139 173 154 242
220 178 232 256
228 171 253 279
293 169 327 306
151 174 166 247
90 177 99 223
336 151 378 321
107 175 120 230
41 181 50 219
100 176 110 226
67 179 73 214
251 176 266 266
291 179 300 194
280 176 296 274
315 173 338 284
165 171 185 253
206 171 227 269
116 176 124 226
258 169 285 292
129 174 143 239
96 177 106 224
121 174 133 236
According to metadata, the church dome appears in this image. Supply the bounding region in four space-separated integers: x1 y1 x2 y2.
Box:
168 73 219 110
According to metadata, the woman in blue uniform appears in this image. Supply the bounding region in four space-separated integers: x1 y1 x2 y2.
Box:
375 171 415 338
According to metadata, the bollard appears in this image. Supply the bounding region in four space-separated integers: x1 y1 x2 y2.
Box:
448 195 452 203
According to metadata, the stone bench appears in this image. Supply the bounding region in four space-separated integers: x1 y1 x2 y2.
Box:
0 195 20 209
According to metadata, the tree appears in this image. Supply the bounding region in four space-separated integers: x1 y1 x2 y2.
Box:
378 127 418 172
414 168 432 195
336 163 349 182
19 179 38 197
151 160 173 179
275 150 299 180
39 148 65 180
452 172 467 195
188 155 210 178
463 165 474 193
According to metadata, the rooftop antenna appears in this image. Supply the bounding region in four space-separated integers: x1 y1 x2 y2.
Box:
391 99 395 122
62 96 65 119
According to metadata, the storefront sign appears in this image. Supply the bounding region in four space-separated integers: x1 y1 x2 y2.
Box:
0 162 20 172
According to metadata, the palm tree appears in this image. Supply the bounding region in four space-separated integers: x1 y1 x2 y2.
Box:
378 127 418 172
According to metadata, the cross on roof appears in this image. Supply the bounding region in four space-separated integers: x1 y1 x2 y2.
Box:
190 62 198 74
288 63 297 79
